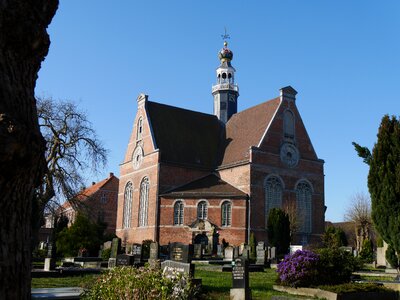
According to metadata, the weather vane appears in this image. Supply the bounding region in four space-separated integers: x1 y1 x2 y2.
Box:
221 27 230 41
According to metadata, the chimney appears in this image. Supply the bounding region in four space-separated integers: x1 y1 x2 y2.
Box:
137 93 148 107
92 182 96 186
109 172 114 178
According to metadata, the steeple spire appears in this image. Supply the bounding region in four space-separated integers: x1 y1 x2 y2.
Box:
212 35 239 124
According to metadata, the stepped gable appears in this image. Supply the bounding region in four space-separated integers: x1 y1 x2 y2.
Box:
220 97 281 166
160 174 248 199
146 101 223 168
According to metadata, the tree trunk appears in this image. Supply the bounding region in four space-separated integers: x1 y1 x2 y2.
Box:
0 1 58 299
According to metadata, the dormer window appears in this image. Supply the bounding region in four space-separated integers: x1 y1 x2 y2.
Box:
137 117 143 140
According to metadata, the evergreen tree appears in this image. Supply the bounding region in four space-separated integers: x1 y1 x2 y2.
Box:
323 226 348 248
267 208 290 255
249 232 257 260
367 115 400 267
359 239 374 263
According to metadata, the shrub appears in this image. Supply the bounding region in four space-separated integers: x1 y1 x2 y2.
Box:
386 243 399 269
319 282 392 294
101 248 111 260
277 250 320 287
82 266 198 300
359 239 374 263
317 248 362 285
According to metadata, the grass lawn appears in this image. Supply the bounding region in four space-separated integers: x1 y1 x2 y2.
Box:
31 274 98 289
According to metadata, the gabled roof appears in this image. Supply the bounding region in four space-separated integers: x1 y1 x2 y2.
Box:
61 173 117 210
220 97 281 165
160 174 248 198
146 101 223 169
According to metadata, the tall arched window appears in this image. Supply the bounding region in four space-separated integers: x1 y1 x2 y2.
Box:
174 200 184 225
265 176 283 226
221 201 232 227
137 117 143 140
296 181 312 234
197 200 208 220
123 182 133 229
138 177 149 227
284 110 295 139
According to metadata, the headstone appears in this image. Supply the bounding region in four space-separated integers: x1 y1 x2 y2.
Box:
239 243 245 256
103 241 112 250
110 238 121 259
230 257 251 300
268 247 276 261
161 260 194 278
108 258 116 268
339 246 352 253
224 246 234 261
217 245 223 257
233 246 239 259
131 243 142 263
116 254 134 266
169 242 193 263
256 242 266 265
44 258 56 271
193 244 202 259
148 242 160 269
242 245 250 260
289 245 303 255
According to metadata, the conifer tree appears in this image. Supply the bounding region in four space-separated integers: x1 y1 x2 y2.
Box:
354 115 400 268
267 208 290 255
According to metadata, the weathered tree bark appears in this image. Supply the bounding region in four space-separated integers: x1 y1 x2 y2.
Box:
0 1 58 299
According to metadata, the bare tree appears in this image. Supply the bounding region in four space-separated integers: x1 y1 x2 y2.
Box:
0 1 58 298
32 97 108 246
345 192 372 252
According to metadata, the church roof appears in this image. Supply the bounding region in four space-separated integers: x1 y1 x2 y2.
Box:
146 101 223 169
221 97 281 165
160 174 248 198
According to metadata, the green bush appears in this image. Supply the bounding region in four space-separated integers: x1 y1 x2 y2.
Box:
386 244 399 269
101 248 111 260
82 266 198 300
316 248 362 285
359 239 374 263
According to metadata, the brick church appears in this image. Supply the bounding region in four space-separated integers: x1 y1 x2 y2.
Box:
116 41 325 251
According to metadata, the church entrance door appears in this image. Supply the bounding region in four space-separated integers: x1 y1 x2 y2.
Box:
194 233 208 245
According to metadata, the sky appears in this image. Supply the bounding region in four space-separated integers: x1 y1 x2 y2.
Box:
35 1 400 222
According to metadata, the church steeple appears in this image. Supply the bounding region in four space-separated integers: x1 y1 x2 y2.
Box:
212 40 239 124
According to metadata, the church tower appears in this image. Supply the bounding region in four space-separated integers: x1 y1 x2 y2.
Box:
212 41 239 123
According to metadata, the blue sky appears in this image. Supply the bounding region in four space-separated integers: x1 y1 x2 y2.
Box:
35 1 400 222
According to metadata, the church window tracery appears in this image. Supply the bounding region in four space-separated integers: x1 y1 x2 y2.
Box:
197 200 208 220
221 201 232 227
173 200 184 225
137 117 143 140
138 177 149 227
122 182 133 228
284 110 295 140
265 176 283 226
296 181 312 234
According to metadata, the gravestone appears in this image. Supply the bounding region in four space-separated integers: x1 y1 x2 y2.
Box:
217 245 223 257
224 246 234 261
169 242 193 263
242 245 249 260
131 243 142 264
44 242 56 271
110 238 121 258
256 242 266 265
233 246 239 259
230 257 251 300
148 242 160 269
116 254 134 266
161 260 194 278
193 244 202 259
268 246 276 261
103 241 112 250
289 245 302 255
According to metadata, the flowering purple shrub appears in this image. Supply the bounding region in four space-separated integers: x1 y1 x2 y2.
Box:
277 250 320 287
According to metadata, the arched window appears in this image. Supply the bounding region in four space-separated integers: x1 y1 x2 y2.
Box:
174 200 184 225
123 182 133 228
265 176 283 226
296 181 312 234
197 200 208 220
138 177 149 227
221 201 232 227
284 110 295 139
137 117 143 140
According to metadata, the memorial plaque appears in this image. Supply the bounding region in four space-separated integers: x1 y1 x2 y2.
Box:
116 254 134 266
169 242 192 263
232 257 249 289
256 242 266 265
110 238 121 259
161 260 194 278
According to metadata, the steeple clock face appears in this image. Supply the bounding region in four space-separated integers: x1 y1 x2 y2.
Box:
132 146 143 170
228 94 236 102
280 143 299 168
